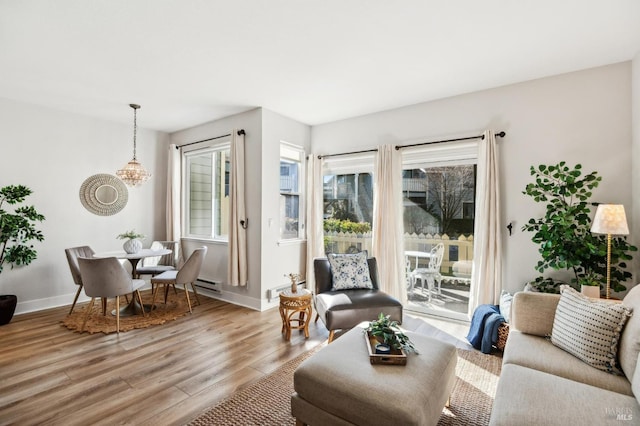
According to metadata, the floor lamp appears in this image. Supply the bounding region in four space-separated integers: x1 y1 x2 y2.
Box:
590 204 629 299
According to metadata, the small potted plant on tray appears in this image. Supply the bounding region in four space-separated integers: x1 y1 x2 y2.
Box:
117 230 145 254
366 313 418 354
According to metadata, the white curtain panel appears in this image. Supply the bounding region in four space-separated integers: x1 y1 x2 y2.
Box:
372 145 407 304
228 130 248 287
166 144 181 244
469 130 502 313
305 154 325 290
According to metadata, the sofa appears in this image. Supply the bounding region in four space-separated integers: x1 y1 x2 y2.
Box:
490 285 640 425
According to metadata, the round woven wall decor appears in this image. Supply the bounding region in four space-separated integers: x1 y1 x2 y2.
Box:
79 173 128 216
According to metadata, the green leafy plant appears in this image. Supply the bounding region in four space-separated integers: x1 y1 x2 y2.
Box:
522 162 636 292
366 313 418 354
577 270 603 287
117 230 145 240
0 185 45 274
323 218 371 234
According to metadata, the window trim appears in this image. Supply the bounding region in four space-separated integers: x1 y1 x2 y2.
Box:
181 140 231 242
279 141 306 242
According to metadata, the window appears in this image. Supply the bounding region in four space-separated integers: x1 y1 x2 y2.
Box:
280 143 305 240
183 142 230 240
322 153 375 254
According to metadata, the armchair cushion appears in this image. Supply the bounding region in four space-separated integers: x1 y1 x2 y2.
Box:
315 289 402 331
327 252 373 290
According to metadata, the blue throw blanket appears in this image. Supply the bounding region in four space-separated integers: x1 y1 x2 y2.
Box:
467 304 505 354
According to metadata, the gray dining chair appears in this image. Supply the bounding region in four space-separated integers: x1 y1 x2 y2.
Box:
65 245 96 315
134 240 179 278
78 256 146 333
150 246 207 314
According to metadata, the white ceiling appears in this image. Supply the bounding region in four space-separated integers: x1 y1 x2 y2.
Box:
1 1 639 133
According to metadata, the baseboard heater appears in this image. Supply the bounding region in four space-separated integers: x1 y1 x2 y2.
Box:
194 278 221 293
267 280 307 302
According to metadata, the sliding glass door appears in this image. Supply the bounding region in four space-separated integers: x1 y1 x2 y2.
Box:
401 142 477 321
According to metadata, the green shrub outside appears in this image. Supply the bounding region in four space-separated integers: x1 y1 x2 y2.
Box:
323 218 371 234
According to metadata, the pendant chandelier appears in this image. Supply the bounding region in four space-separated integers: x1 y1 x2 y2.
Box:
116 103 151 187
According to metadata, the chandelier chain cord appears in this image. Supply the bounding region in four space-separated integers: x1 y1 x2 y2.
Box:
132 107 137 160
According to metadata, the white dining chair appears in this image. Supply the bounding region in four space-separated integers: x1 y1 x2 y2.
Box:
410 243 445 301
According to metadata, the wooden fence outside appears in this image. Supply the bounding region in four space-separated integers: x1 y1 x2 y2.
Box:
324 232 474 274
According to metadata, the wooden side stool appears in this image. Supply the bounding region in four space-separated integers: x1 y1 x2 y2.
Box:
279 289 312 341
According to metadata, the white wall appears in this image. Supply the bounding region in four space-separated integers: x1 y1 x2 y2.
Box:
170 108 263 309
3 60 636 316
260 109 311 309
0 98 169 313
312 62 634 296
170 108 311 310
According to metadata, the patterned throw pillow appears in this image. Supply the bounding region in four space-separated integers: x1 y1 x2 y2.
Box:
499 291 513 323
327 252 373 291
551 285 632 375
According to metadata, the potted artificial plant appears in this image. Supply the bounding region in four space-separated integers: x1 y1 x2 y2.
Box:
117 230 145 254
0 185 45 325
578 271 602 299
522 162 636 295
366 313 418 354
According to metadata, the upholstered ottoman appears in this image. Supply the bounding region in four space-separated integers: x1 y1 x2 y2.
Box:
291 325 457 426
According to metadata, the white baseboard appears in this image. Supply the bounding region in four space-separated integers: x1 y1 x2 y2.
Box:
14 282 155 315
12 282 276 316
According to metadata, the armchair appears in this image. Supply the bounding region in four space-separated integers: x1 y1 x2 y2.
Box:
314 256 403 343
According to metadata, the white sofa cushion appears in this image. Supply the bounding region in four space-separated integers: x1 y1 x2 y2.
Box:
490 364 640 426
504 330 632 396
551 285 631 375
620 284 640 380
511 291 560 336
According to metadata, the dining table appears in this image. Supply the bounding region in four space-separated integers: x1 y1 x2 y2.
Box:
405 250 431 270
93 248 172 317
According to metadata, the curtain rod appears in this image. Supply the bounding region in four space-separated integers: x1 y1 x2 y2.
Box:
317 148 378 160
395 131 505 150
175 129 245 149
316 131 506 158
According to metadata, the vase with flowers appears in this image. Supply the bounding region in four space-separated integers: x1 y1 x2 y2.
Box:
117 230 145 254
286 273 302 293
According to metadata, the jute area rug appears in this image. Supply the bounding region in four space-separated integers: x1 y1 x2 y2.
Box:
61 295 190 334
189 347 502 426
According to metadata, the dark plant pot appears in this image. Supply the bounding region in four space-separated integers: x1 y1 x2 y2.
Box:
0 295 17 325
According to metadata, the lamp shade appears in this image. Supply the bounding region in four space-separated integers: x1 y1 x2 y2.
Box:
590 204 629 235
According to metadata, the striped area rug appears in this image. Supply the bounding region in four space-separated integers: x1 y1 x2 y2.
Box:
189 346 502 425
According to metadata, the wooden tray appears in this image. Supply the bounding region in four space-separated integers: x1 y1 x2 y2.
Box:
364 331 407 365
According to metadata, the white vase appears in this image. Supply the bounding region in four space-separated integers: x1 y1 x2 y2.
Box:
581 285 600 299
123 239 142 254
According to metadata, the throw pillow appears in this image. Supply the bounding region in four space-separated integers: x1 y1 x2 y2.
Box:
499 291 513 323
551 285 632 375
327 252 373 291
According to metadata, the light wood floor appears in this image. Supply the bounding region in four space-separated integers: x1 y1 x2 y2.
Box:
0 292 469 425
